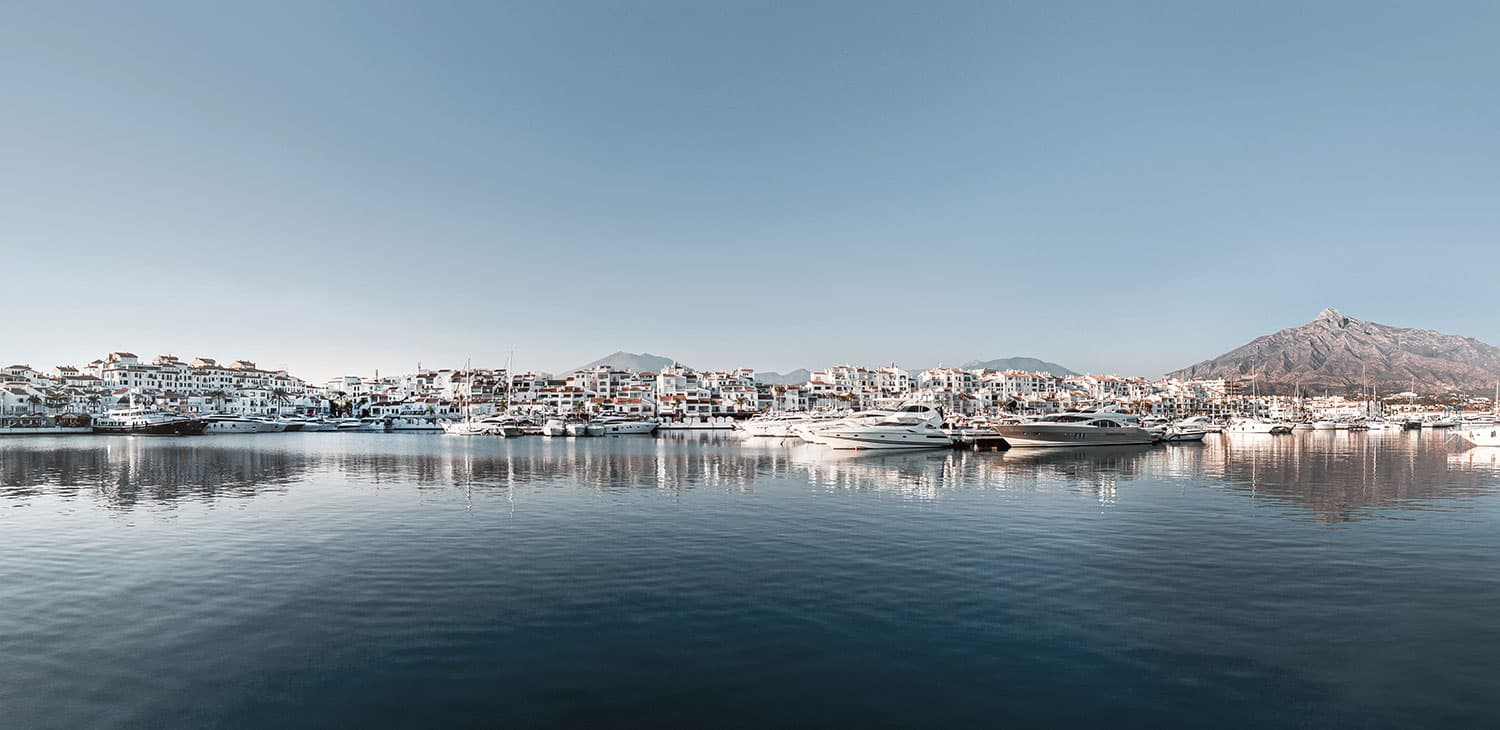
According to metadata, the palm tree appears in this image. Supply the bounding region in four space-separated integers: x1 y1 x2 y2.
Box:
206 389 230 413
86 391 103 414
25 394 41 415
270 387 291 415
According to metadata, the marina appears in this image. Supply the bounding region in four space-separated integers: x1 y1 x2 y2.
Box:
3 429 1498 727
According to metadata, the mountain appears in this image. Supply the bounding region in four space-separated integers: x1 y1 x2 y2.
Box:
568 351 683 374
959 357 1077 376
755 369 812 385
1168 308 1500 394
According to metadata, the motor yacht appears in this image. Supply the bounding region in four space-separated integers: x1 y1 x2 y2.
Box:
442 418 492 436
1223 417 1293 435
1458 425 1500 447
794 410 892 445
818 404 953 450
202 414 264 433
1173 416 1223 433
1159 424 1208 443
92 407 207 435
590 416 659 435
541 419 568 437
993 410 1155 447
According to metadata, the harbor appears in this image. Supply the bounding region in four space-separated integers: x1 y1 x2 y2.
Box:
4 352 1496 450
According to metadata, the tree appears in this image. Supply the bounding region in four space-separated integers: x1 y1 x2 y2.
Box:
26 394 41 414
270 388 291 414
206 389 230 413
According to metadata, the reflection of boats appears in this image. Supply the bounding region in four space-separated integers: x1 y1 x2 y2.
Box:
819 404 952 450
0 413 93 435
994 411 1154 447
92 408 207 435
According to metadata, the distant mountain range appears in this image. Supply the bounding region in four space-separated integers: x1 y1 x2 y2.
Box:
1168 308 1500 394
959 357 1077 376
568 351 683 374
754 369 813 385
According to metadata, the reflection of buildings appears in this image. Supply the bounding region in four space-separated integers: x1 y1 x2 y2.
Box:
1 432 1495 518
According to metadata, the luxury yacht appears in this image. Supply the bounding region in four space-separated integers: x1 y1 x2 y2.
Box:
993 411 1154 447
541 419 568 437
565 420 595 437
92 407 207 435
1173 416 1223 433
794 410 893 445
1458 425 1500 447
1223 417 1293 435
442 418 492 436
299 419 339 432
736 413 818 438
590 416 659 435
818 404 953 450
202 414 264 433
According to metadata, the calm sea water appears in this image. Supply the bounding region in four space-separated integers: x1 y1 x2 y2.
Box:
2 431 1498 728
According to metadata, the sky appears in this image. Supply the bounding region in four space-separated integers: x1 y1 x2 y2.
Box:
3 1 1497 382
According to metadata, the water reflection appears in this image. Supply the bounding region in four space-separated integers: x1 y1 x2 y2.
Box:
1 431 1497 520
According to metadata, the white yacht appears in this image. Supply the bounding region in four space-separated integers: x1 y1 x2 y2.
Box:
1159 424 1208 443
1223 417 1293 435
590 416 659 435
541 419 568 437
299 419 339 432
442 418 492 436
794 410 892 445
355 417 391 432
565 420 595 437
389 415 444 432
1311 420 1338 431
1173 416 1223 433
818 404 952 450
993 411 1154 448
1457 425 1500 447
202 414 264 433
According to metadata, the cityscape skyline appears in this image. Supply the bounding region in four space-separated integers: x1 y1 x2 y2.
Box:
5 2 1498 381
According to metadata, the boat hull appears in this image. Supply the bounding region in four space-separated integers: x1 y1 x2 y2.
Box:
993 424 1155 448
819 427 953 450
94 419 207 436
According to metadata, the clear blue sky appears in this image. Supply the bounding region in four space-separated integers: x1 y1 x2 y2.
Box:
3 1 1497 382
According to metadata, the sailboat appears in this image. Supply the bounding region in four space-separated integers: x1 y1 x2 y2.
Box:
443 360 491 436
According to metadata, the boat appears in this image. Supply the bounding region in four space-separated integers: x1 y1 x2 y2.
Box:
1159 424 1208 443
273 416 306 432
92 407 207 435
299 419 339 432
202 414 265 433
1223 417 1293 435
243 415 288 432
819 404 953 450
541 419 568 437
565 420 594 437
442 418 492 436
657 416 737 430
355 417 391 432
589 416 659 435
1311 420 1338 431
993 410 1155 448
736 413 825 438
332 418 364 431
0 413 93 435
389 415 444 432
1173 416 1223 433
1457 425 1500 447
795 410 892 445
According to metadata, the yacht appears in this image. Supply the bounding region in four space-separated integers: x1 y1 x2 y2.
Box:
92 407 207 435
1173 416 1223 433
332 418 364 431
202 414 264 433
818 404 953 450
1159 424 1208 443
736 413 825 438
355 417 391 432
565 420 595 437
243 415 288 432
794 410 892 445
993 411 1154 448
1223 417 1293 435
590 416 659 435
1458 424 1500 447
299 419 339 432
442 418 492 436
389 415 444 432
541 419 568 437
1311 420 1338 431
